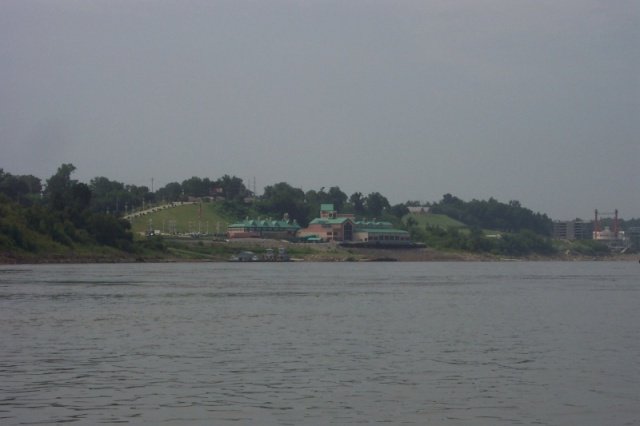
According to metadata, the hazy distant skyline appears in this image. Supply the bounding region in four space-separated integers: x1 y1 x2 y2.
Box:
2 1 638 220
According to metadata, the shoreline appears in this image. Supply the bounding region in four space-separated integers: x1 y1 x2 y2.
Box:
1 245 636 265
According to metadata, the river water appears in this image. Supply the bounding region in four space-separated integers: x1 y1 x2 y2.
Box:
0 261 638 425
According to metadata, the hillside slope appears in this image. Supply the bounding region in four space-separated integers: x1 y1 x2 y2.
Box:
404 213 467 229
128 202 235 236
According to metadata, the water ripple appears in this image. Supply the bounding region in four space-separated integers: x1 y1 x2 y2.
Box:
1 262 639 425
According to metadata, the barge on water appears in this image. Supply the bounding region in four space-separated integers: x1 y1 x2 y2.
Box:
339 241 426 249
228 247 291 262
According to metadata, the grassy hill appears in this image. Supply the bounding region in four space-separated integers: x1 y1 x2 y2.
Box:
404 213 467 229
128 202 236 236
131 205 470 238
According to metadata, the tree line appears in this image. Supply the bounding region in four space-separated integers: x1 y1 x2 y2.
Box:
429 193 553 235
1 165 133 252
0 164 405 252
4 163 631 256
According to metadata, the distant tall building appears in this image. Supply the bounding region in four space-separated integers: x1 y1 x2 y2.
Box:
553 220 592 240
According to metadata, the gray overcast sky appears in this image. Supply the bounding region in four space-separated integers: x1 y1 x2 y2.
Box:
1 0 638 220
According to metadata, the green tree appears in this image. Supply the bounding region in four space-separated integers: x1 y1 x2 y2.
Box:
364 192 390 219
181 177 213 198
89 176 127 214
349 192 366 216
258 182 309 225
45 163 77 198
90 176 124 197
214 175 246 199
406 217 418 228
389 203 409 219
326 187 348 212
87 213 133 251
431 194 553 236
156 182 183 203
70 183 92 211
0 169 42 205
125 184 153 210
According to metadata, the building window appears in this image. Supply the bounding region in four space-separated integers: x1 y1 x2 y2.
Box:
344 222 353 241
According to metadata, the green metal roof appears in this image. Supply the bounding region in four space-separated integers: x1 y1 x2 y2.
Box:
354 227 409 234
320 204 334 211
354 221 393 227
309 217 351 225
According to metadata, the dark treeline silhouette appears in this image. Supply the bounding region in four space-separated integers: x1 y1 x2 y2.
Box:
1 165 132 252
4 163 631 256
430 193 554 236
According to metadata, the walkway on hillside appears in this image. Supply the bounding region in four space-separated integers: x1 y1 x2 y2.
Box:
123 202 197 220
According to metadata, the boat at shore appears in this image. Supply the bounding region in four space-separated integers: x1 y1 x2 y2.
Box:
228 247 291 262
228 251 260 262
339 241 426 249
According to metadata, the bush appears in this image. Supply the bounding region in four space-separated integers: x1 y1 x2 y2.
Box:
572 240 610 256
139 235 167 252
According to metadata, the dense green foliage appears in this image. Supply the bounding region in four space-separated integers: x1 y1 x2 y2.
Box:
430 194 554 236
402 195 558 255
155 175 248 203
1 165 133 253
568 240 611 256
257 182 311 225
0 169 42 206
408 224 554 256
2 163 636 258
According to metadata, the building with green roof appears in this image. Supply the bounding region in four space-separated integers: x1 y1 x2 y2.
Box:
227 215 301 241
298 204 411 244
